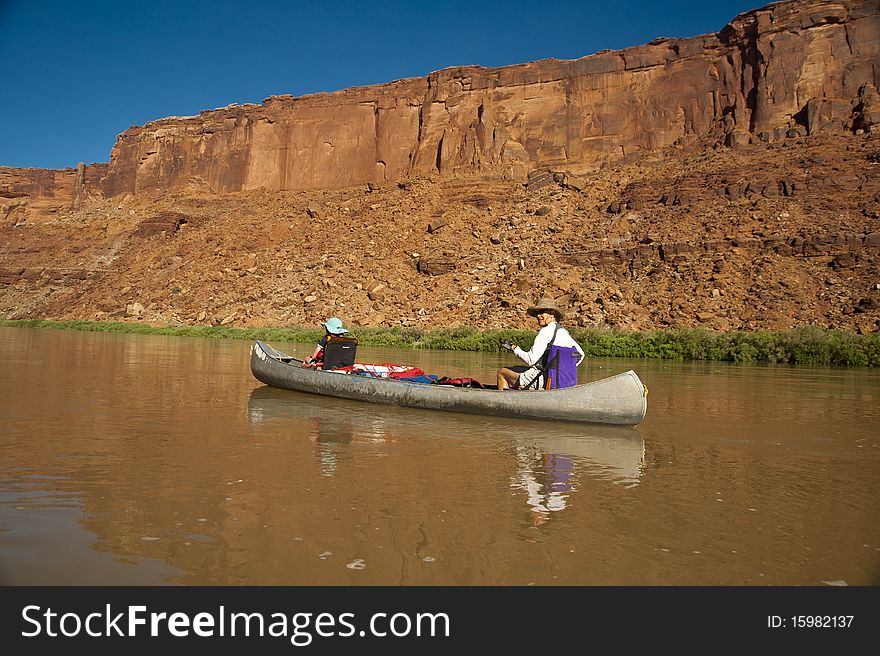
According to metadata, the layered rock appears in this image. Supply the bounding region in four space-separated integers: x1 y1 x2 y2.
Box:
97 0 879 197
3 0 878 219
0 163 107 225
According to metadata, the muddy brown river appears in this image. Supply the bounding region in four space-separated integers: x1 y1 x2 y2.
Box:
1 327 878 585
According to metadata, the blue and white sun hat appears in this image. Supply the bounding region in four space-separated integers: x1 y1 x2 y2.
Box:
321 317 349 334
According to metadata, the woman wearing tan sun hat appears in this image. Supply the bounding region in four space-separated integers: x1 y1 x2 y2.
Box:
497 297 584 391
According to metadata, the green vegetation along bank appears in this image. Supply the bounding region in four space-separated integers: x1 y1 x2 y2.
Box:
2 319 878 367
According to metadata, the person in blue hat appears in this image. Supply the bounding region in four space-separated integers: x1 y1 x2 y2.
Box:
304 317 350 367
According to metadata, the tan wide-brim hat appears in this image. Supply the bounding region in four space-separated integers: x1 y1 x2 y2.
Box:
526 297 564 321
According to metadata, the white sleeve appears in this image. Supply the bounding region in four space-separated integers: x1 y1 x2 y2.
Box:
558 326 585 365
574 341 585 365
514 325 553 366
563 327 585 365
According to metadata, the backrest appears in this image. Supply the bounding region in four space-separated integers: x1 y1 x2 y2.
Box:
322 335 358 370
545 345 580 389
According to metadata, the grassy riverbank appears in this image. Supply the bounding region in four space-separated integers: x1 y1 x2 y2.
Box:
3 319 878 366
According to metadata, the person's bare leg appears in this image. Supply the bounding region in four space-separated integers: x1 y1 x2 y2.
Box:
497 368 520 391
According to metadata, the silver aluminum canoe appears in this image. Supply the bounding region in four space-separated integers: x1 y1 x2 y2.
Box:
250 340 647 426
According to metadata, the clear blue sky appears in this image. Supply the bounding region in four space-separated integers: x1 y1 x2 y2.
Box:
0 0 765 169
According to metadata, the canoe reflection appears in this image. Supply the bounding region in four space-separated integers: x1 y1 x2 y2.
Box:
246 386 645 500
511 427 644 524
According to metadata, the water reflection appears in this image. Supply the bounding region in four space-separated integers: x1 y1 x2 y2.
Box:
247 385 645 506
248 386 387 477
512 449 574 524
311 417 352 477
511 426 644 525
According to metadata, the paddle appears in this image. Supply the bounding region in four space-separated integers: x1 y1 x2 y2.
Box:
280 355 305 364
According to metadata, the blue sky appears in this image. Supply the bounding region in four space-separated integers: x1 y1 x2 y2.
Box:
0 0 764 169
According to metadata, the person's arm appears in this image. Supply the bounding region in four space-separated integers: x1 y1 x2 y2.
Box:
559 327 585 365
304 345 321 364
304 337 326 365
513 325 552 366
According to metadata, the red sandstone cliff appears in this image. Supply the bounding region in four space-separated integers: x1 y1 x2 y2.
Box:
2 0 878 217
0 164 107 226
97 0 880 196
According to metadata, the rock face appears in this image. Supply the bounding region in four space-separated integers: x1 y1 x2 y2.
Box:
94 0 878 195
0 164 107 225
3 0 878 215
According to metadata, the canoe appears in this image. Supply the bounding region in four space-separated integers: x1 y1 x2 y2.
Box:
250 340 648 426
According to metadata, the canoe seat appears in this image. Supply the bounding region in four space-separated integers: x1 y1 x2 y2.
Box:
322 336 358 370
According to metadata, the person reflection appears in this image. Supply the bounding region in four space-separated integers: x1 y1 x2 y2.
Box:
247 387 367 478
512 446 575 525
307 417 353 477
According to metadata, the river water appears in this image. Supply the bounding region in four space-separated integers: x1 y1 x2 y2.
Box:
0 327 878 585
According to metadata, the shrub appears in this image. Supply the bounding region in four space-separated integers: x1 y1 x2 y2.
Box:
1 319 876 367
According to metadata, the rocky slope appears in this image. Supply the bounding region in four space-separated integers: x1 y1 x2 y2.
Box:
1 129 878 334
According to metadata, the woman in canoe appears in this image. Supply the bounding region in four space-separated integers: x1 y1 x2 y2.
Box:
497 298 585 391
303 317 357 369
